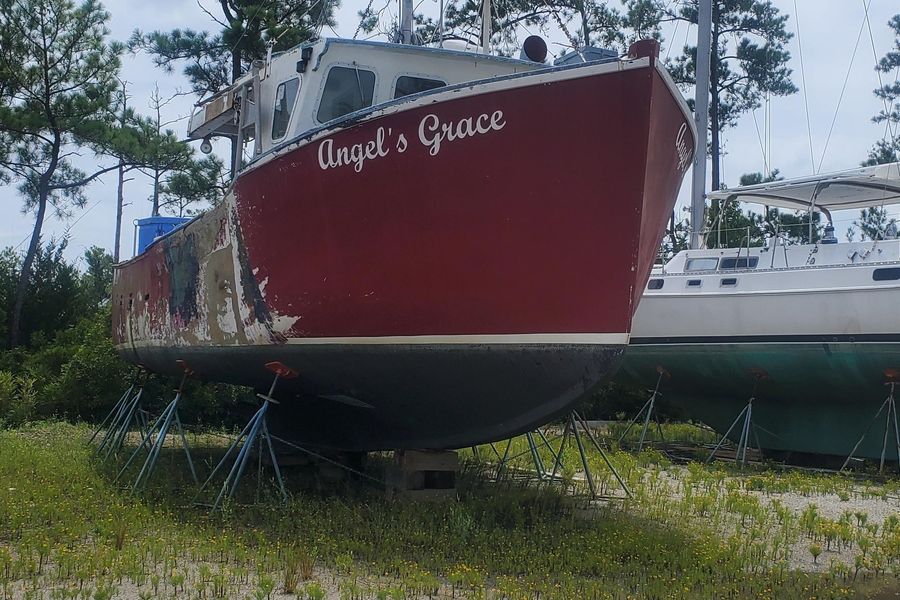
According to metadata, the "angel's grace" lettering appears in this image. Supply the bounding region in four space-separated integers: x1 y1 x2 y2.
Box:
318 126 390 173
317 110 507 172
417 111 506 157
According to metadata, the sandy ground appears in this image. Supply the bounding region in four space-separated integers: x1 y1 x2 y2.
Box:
755 486 900 572
646 466 900 573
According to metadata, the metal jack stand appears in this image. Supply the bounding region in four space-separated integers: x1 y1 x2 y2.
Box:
707 373 765 468
618 367 669 451
197 361 296 510
842 380 900 474
92 371 149 461
493 429 559 482
116 363 198 492
546 411 631 500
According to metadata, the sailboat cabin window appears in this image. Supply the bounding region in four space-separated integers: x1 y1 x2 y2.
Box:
719 256 758 270
394 76 445 99
272 78 300 140
873 267 900 281
685 257 718 271
317 66 376 123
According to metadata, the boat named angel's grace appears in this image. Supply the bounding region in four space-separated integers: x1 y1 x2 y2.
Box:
620 163 900 460
112 37 695 451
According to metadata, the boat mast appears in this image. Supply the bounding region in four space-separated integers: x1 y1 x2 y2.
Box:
481 0 491 53
690 0 712 249
400 0 413 44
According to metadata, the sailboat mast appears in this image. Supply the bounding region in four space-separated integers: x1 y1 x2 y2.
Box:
400 0 413 44
690 0 712 249
481 0 491 53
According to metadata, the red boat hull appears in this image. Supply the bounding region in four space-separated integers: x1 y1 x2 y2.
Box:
112 56 693 450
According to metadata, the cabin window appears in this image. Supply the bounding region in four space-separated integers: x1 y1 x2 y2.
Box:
272 78 300 140
647 279 664 290
721 277 737 286
687 279 701 287
719 256 758 270
685 258 718 271
393 76 445 99
873 267 900 281
317 66 376 123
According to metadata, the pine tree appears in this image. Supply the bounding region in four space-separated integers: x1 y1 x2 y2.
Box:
130 0 337 176
863 14 899 166
130 0 337 97
0 0 129 348
667 0 797 191
357 0 660 56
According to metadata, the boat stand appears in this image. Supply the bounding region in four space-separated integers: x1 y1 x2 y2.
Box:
116 366 198 492
547 411 631 499
617 368 668 451
706 376 764 468
197 362 296 510
92 371 149 462
491 411 630 499
841 382 900 474
493 428 559 482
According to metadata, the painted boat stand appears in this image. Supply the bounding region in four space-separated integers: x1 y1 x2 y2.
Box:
618 368 668 451
707 373 766 468
115 364 198 492
842 380 900 474
196 362 296 511
493 410 631 500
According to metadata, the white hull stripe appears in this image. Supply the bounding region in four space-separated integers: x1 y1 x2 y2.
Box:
116 332 630 350
282 333 630 345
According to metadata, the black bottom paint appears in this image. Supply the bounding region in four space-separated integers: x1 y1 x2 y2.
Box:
125 343 625 451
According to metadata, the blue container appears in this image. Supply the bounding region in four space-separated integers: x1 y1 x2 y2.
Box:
135 216 191 254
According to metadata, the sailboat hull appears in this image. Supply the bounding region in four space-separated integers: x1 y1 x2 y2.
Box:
623 339 900 461
622 252 900 461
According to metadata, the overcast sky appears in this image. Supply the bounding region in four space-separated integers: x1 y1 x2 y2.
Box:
0 1 897 265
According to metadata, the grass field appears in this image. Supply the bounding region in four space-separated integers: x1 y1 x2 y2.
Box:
1 422 899 599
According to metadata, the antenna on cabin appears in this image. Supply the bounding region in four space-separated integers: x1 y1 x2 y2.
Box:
400 0 413 44
481 0 491 54
438 0 445 47
690 0 712 249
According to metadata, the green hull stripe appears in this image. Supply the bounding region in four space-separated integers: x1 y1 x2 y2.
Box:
619 342 900 459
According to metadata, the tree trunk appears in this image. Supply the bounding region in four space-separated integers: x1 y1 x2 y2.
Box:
152 167 160 216
580 2 590 48
667 210 677 253
114 81 128 262
9 191 48 349
114 160 124 262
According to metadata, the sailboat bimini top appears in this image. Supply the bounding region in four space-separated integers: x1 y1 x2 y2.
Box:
707 161 900 212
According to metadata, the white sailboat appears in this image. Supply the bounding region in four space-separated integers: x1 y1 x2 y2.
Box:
620 162 900 460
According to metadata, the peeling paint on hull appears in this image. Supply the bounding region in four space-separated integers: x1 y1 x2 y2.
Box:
111 59 694 450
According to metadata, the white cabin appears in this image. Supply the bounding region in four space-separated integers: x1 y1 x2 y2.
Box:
186 38 569 168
